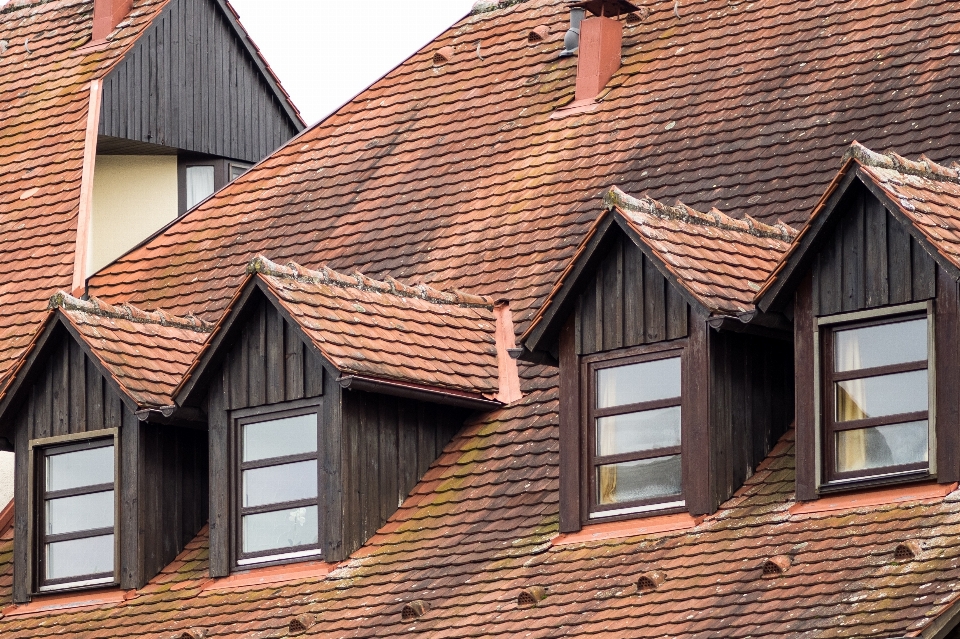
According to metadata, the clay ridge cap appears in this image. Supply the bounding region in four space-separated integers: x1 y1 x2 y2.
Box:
48 291 213 333
247 256 494 309
470 0 532 15
603 186 798 242
845 141 960 185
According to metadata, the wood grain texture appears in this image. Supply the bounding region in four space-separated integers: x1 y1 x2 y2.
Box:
794 274 818 501
683 312 712 515
936 267 960 483
558 315 581 533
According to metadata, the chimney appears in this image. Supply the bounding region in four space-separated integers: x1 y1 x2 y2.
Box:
92 0 134 42
564 0 638 103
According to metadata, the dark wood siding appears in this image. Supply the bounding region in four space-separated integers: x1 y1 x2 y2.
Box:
812 184 937 317
10 327 206 602
339 390 463 555
709 330 794 509
99 0 299 162
576 234 689 355
206 293 464 573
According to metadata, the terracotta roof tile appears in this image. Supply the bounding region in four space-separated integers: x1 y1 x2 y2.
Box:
248 256 504 400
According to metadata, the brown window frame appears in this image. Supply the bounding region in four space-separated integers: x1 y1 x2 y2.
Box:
818 304 935 489
230 400 323 569
583 344 686 520
28 429 119 593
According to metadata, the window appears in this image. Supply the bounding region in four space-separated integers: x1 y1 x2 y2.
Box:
228 162 251 181
234 406 321 567
185 165 215 210
587 351 683 518
32 433 117 592
821 309 933 485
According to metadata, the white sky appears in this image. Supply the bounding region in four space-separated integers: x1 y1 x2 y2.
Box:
229 0 478 125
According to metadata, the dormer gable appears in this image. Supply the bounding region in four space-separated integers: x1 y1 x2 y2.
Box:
0 294 211 602
175 257 519 574
758 142 960 500
523 188 796 532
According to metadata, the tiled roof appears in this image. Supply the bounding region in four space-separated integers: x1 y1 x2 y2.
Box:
4 371 960 637
243 256 508 400
50 292 211 408
87 0 960 335
0 0 170 387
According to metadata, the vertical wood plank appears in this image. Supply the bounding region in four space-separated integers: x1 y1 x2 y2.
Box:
86 359 104 432
361 399 379 542
644 259 666 342
683 311 712 515
579 275 597 355
936 268 960 483
342 391 361 556
666 286 688 341
284 322 305 401
623 240 643 347
229 334 247 411
864 195 889 307
378 399 399 525
51 342 69 437
601 239 623 351
207 369 230 577
120 410 141 589
794 274 818 500
818 224 841 316
397 399 418 504
888 213 912 305
323 380 343 560
69 341 86 434
840 192 865 312
247 301 266 407
304 351 324 398
33 364 52 440
265 305 285 404
912 236 937 300
13 408 29 603
558 315 581 532
105 388 122 430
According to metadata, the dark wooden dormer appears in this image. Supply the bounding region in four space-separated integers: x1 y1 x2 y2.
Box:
523 187 795 532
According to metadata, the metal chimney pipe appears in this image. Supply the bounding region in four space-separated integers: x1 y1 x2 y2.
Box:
559 7 586 57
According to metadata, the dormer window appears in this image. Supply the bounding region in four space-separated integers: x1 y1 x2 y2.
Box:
589 351 683 517
33 432 117 592
821 309 932 485
235 406 321 567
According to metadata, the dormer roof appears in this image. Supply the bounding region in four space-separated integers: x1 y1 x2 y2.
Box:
176 257 521 410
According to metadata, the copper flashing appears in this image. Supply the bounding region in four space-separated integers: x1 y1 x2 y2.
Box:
91 0 133 42
72 79 102 296
552 513 700 546
338 375 502 411
789 482 958 517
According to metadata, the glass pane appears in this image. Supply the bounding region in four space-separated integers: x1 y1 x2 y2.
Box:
185 165 215 209
835 318 926 372
836 421 928 473
243 461 317 508
597 357 681 409
597 455 681 505
243 413 317 462
836 370 927 421
596 406 681 457
46 446 114 492
242 506 319 554
46 491 114 535
46 534 114 581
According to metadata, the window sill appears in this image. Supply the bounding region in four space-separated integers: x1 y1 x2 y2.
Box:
2 587 131 618
789 481 958 517
552 512 701 546
199 560 334 594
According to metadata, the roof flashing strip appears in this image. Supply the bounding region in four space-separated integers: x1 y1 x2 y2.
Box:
338 375 503 411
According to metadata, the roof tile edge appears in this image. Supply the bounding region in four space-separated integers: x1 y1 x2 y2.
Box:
48 292 213 333
603 185 798 242
845 140 960 184
248 255 494 309
471 0 531 15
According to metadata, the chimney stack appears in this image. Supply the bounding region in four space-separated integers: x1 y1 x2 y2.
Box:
565 0 638 103
92 0 134 42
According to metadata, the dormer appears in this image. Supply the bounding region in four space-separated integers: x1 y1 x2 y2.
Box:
174 257 521 574
758 142 960 500
522 187 797 532
0 294 211 603
79 0 304 285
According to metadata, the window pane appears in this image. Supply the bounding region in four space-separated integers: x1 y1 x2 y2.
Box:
243 413 317 462
597 455 681 505
242 506 319 554
836 421 928 473
836 370 927 421
597 357 681 409
835 318 926 372
46 446 114 492
243 461 317 508
46 534 114 581
185 165 215 209
46 491 114 535
596 406 680 457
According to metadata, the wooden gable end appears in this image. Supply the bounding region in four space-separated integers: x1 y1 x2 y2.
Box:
576 232 690 356
811 181 937 317
99 0 301 162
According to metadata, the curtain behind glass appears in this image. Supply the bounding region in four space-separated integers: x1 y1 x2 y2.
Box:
186 165 215 209
835 334 866 470
598 375 617 504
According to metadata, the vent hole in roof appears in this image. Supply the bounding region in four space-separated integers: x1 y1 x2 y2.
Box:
528 25 550 44
636 571 665 593
625 7 648 24
401 600 429 621
517 586 547 606
178 631 206 639
761 556 791 577
894 540 922 561
288 613 315 634
433 46 454 66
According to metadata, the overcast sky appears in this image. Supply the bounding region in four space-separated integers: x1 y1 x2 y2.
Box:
229 0 478 125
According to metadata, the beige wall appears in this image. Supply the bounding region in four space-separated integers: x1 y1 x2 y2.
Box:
90 155 178 274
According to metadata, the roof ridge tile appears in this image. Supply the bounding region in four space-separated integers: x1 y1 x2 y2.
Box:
48 291 213 333
248 255 494 309
846 141 960 184
604 186 797 241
